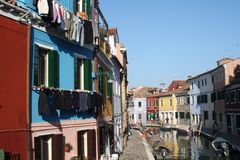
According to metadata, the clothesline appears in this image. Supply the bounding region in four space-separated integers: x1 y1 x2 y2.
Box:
32 85 96 94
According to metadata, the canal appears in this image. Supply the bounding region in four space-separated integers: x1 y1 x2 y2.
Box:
150 129 240 160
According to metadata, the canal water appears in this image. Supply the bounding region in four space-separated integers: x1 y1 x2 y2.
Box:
152 129 240 160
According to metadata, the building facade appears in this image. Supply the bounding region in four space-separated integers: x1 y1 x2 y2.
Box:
212 58 240 132
0 12 30 159
175 86 190 125
146 96 159 123
0 0 128 159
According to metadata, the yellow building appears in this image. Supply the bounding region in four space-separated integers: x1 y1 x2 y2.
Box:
158 91 178 125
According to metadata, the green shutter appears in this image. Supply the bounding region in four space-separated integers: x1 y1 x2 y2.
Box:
107 82 112 97
84 59 92 90
82 0 86 12
87 0 91 19
48 50 59 88
34 45 39 86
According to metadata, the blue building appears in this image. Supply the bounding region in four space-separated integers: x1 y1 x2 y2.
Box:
16 0 101 159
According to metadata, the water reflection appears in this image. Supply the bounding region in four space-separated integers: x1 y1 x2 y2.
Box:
156 130 240 160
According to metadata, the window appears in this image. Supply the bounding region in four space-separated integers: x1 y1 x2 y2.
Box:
211 75 214 83
169 99 173 106
198 81 200 88
237 90 240 103
217 90 225 100
35 134 64 160
197 95 202 104
132 114 134 120
148 100 151 107
138 102 141 107
187 96 190 104
226 92 230 104
138 114 142 120
191 96 194 105
154 100 158 107
211 92 216 102
186 112 190 119
212 111 215 120
74 0 92 19
231 90 237 103
202 79 204 86
179 112 185 119
34 45 59 88
175 112 178 119
204 111 208 120
205 78 207 86
74 58 84 90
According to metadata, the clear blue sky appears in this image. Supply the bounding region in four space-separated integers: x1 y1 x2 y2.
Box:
100 0 240 88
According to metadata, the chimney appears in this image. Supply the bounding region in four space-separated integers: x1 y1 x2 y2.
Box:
187 75 192 79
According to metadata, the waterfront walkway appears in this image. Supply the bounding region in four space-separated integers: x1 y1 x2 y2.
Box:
119 129 155 160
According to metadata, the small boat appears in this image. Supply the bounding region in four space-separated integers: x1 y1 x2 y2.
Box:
212 137 230 157
160 124 172 131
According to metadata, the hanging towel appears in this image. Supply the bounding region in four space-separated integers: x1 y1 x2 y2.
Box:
37 0 49 16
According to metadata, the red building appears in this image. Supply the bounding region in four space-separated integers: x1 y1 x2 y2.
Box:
0 15 30 159
146 95 159 122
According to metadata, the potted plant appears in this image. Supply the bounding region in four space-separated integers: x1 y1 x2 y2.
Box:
64 143 73 152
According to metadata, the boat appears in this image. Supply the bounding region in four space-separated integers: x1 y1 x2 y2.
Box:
160 124 172 131
212 137 230 157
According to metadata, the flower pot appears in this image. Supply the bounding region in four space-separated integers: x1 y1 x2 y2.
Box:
65 146 71 152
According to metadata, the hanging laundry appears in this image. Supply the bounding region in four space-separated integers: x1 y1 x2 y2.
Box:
55 2 61 24
38 88 52 115
47 0 53 21
52 89 61 109
52 0 58 23
37 0 49 17
72 91 80 109
65 11 73 40
60 6 66 30
77 12 88 20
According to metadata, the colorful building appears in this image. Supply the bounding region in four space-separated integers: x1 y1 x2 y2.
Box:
146 95 159 122
175 85 190 125
224 64 240 137
212 58 240 132
0 0 129 159
159 81 187 125
128 87 156 125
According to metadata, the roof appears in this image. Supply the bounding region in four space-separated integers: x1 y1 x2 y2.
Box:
131 87 158 98
188 58 240 81
168 80 188 91
147 85 189 98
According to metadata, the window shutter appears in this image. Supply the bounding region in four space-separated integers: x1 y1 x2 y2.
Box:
34 45 40 86
34 137 41 160
52 134 64 160
82 0 86 12
87 0 91 19
48 50 59 88
84 59 92 90
74 58 80 89
107 82 112 97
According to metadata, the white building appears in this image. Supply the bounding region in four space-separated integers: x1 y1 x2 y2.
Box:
188 71 214 129
128 87 156 125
